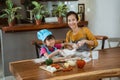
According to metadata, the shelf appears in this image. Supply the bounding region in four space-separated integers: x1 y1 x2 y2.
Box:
2 21 88 33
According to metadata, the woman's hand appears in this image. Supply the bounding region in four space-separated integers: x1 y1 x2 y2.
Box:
77 40 87 47
64 43 73 50
72 43 78 49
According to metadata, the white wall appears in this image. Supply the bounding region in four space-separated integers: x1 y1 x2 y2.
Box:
87 0 120 37
94 0 120 37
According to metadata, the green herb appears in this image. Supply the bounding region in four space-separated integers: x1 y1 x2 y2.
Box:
32 1 49 20
45 58 53 65
0 0 21 24
53 3 68 17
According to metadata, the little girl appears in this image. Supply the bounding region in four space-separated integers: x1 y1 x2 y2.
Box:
37 29 65 58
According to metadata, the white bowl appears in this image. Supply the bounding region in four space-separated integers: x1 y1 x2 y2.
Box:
60 49 76 57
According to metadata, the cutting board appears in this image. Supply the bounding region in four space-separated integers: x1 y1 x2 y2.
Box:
39 64 63 73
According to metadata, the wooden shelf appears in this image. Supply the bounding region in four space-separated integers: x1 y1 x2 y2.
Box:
2 21 88 33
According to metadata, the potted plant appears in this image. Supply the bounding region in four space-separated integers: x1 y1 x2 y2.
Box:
32 1 49 25
53 3 68 23
0 0 21 27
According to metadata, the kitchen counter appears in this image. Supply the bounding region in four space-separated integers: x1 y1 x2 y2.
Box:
2 21 88 33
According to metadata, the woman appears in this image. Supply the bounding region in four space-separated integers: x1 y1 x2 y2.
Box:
66 11 98 51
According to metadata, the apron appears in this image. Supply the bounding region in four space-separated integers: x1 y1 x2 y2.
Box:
41 45 57 54
69 28 90 52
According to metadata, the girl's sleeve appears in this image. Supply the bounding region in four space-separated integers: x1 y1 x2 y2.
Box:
40 47 47 55
55 44 62 49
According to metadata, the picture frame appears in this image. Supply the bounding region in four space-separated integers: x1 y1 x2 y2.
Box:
78 4 85 21
78 4 85 14
78 13 83 21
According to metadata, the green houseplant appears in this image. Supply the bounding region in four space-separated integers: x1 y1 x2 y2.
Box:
53 3 68 23
0 0 21 26
32 1 49 25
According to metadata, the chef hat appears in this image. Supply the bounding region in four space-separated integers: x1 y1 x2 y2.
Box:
37 29 52 41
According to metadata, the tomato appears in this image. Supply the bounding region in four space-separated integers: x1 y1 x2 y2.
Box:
76 59 86 68
51 64 60 69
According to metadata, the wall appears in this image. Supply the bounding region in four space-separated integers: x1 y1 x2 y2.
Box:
93 0 120 37
95 0 120 48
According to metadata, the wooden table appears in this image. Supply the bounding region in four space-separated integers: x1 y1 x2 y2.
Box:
9 47 120 80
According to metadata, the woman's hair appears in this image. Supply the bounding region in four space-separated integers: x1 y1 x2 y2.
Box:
66 11 79 22
44 35 55 42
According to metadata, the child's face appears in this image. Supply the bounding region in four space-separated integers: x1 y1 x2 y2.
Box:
45 38 55 47
67 14 79 30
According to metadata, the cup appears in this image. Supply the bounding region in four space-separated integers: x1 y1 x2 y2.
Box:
82 51 90 58
92 51 99 59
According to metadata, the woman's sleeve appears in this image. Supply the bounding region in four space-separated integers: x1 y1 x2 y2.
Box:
83 27 98 47
66 31 70 43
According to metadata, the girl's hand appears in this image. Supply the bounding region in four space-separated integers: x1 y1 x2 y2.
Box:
45 49 62 58
55 49 61 53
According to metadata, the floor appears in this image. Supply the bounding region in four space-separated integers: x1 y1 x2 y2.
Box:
0 76 15 80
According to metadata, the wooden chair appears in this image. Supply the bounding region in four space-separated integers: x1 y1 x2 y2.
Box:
32 36 108 58
94 35 108 50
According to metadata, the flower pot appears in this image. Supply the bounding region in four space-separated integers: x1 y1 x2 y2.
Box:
35 19 41 25
57 17 63 23
8 20 15 27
